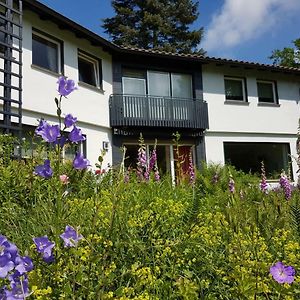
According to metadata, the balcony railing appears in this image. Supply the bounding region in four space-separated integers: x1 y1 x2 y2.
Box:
110 94 209 130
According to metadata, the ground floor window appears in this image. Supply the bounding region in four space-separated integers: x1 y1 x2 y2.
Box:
224 142 291 179
124 143 194 180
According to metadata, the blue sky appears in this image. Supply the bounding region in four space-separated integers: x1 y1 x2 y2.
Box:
39 0 300 64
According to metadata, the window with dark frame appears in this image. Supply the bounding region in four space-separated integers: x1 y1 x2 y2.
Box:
224 77 246 101
78 51 102 89
257 80 277 103
32 32 60 73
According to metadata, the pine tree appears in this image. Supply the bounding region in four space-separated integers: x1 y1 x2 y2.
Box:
102 0 204 54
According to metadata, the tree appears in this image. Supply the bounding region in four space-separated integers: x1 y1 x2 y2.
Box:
270 39 300 68
102 0 204 54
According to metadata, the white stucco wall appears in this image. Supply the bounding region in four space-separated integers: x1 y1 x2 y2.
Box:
202 64 300 180
21 11 113 169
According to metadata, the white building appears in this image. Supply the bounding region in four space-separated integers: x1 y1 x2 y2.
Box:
1 0 299 180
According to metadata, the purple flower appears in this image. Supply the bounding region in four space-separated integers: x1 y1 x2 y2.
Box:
270 262 295 284
73 152 90 170
229 176 235 193
149 149 157 172
64 114 77 128
68 126 86 143
212 173 219 184
60 226 83 248
34 160 53 179
57 76 77 97
0 254 14 278
260 161 268 194
7 272 30 299
14 257 33 275
188 152 195 185
279 174 292 200
33 236 55 263
35 121 61 143
154 170 160 182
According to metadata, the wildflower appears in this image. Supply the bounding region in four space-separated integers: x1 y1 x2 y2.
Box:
60 225 83 248
73 152 90 170
68 126 86 143
279 173 292 200
154 170 160 182
95 169 105 175
35 121 61 143
188 152 195 185
270 262 295 284
149 149 157 172
212 172 219 184
14 256 34 275
64 114 77 128
33 236 55 263
260 161 268 194
34 160 53 179
59 174 69 185
0 253 14 278
57 76 77 97
229 175 235 193
54 135 67 148
7 272 30 299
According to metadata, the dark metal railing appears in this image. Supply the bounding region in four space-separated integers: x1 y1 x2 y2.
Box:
110 94 209 130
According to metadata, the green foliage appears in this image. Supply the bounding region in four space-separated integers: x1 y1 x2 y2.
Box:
1 134 300 299
102 0 205 54
270 38 300 68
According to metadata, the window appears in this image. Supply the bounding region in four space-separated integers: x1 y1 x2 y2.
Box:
32 31 61 73
257 80 277 103
78 50 102 88
224 142 291 179
224 77 247 101
122 69 193 99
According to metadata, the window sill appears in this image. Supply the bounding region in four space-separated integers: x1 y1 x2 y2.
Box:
78 81 105 94
31 64 61 78
257 102 280 107
224 100 249 106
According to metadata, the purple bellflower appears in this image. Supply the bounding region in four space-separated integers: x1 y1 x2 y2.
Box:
33 236 55 263
68 126 85 143
0 254 14 278
34 160 53 179
60 225 83 248
14 256 33 275
6 272 30 299
64 114 77 128
73 152 90 170
35 121 61 143
57 76 77 97
270 262 295 284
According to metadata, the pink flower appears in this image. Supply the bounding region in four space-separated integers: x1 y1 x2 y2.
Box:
59 174 69 185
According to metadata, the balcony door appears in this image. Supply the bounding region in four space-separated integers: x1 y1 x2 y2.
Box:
148 71 171 120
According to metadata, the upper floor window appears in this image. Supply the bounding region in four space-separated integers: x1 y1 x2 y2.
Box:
122 69 192 99
32 30 62 73
224 77 247 101
257 80 277 103
0 12 6 53
78 50 102 89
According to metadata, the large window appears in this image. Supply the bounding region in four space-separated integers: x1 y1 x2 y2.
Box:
224 142 291 179
122 69 193 99
78 50 102 89
257 80 277 103
224 77 247 101
32 30 61 73
0 12 5 53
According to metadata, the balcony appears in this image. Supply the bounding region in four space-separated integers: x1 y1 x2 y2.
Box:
109 94 209 130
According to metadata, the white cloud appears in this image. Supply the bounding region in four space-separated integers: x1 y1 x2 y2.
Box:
202 0 300 55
